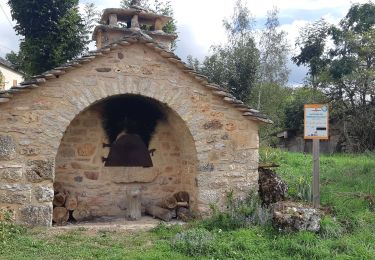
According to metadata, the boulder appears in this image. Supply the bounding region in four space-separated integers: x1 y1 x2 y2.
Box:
273 201 321 232
258 167 288 206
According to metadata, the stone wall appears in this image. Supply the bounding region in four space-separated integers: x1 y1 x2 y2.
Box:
0 43 260 226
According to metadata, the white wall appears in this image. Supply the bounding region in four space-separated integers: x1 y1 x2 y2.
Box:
0 65 23 90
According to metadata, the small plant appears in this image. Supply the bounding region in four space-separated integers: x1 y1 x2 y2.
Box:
319 216 344 239
172 228 215 257
0 210 25 244
259 146 285 165
296 175 312 202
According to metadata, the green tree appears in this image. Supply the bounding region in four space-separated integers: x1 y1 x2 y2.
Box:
82 3 101 42
292 19 329 87
258 8 290 88
7 0 89 77
293 3 375 151
249 8 291 144
284 87 326 130
200 0 259 102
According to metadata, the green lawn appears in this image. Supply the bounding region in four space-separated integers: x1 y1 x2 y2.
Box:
1 150 374 259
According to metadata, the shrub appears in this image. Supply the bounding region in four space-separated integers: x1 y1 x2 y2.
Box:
199 190 272 231
171 228 215 257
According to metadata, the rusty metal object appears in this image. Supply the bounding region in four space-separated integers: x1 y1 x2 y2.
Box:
104 134 153 167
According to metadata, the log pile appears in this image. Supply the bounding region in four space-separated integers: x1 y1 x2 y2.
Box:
145 191 195 222
52 182 90 225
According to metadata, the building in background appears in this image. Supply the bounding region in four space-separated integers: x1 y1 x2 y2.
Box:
0 57 23 90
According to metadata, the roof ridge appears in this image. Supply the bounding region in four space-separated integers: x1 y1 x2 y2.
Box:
0 33 272 124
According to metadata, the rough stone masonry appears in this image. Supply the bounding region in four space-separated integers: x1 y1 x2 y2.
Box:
0 6 270 226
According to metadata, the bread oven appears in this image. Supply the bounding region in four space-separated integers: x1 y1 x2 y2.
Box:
53 95 198 224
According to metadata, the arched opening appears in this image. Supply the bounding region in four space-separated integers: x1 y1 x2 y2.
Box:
53 94 197 224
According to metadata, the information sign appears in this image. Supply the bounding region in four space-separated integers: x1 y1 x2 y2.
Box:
304 104 329 140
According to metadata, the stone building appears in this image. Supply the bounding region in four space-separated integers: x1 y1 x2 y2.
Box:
0 5 271 226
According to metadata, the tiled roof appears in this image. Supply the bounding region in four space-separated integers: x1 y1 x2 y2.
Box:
0 31 272 124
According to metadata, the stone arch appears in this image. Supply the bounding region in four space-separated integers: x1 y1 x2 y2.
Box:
47 75 204 162
54 93 198 221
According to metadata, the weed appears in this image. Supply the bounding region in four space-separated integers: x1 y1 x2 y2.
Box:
172 228 214 257
319 216 344 239
0 211 25 244
296 174 312 202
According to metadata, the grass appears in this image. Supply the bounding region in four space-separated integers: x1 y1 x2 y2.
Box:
1 150 374 259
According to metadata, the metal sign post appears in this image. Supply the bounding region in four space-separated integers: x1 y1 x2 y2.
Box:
304 104 329 208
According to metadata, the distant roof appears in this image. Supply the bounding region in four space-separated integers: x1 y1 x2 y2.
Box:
0 57 23 75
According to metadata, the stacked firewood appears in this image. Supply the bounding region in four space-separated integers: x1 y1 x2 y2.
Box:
145 191 195 222
52 182 90 224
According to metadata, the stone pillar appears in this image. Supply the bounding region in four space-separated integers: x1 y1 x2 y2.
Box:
108 14 118 26
131 15 140 30
154 18 163 31
96 29 103 49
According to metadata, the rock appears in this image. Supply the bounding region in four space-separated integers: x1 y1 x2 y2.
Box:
258 167 288 206
198 163 214 172
20 205 52 227
35 186 54 202
77 143 96 157
84 171 99 180
0 184 32 204
25 159 54 182
0 165 23 181
272 201 321 232
95 68 112 72
203 120 223 130
0 135 16 160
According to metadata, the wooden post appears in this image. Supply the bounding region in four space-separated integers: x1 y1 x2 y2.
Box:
312 139 320 208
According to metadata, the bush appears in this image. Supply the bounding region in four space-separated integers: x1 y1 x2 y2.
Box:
171 228 215 257
198 190 272 231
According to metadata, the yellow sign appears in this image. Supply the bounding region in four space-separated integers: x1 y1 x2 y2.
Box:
304 104 329 140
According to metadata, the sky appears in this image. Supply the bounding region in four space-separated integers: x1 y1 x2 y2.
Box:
0 0 371 85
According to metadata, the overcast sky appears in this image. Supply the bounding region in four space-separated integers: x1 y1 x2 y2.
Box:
0 0 371 85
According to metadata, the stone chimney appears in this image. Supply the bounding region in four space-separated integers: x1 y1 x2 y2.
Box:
92 6 177 51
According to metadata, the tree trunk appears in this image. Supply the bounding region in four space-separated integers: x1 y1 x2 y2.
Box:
177 207 194 222
53 207 69 224
174 191 189 203
158 195 178 209
65 195 78 211
53 182 64 194
53 192 66 207
145 205 174 222
125 188 141 221
72 203 91 221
